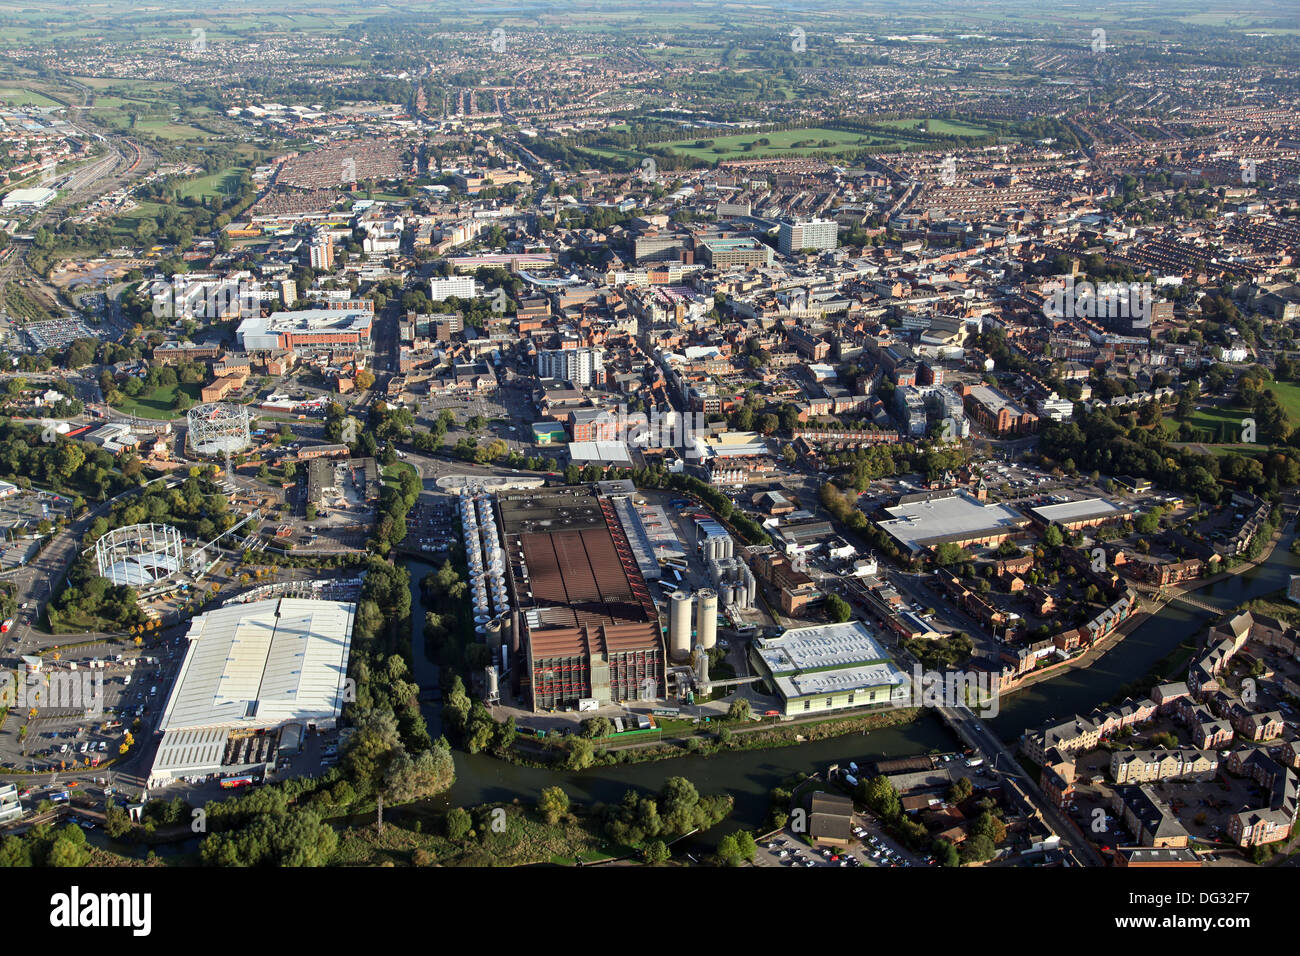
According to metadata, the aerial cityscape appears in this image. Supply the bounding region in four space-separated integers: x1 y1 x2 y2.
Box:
0 0 1298 904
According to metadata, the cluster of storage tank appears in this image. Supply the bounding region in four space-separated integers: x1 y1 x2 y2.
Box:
460 489 510 636
700 531 733 563
708 555 757 611
667 588 719 662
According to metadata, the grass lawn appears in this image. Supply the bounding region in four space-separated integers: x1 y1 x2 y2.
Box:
176 168 243 201
646 126 900 162
111 383 201 420
1182 382 1300 444
590 117 1004 166
874 117 998 137
1265 380 1300 420
0 88 62 108
382 461 419 486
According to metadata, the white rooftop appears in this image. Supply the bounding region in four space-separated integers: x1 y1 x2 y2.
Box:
755 620 910 701
158 597 355 733
878 492 1026 553
1030 497 1129 524
567 440 632 465
777 661 911 700
756 620 890 675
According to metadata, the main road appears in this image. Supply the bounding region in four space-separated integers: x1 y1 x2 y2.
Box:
939 702 1104 866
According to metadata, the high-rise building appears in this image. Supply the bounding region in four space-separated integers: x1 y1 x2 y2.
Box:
537 347 604 387
307 229 334 270
778 219 839 255
429 275 479 301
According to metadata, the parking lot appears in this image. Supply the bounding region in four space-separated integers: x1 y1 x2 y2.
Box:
753 810 934 869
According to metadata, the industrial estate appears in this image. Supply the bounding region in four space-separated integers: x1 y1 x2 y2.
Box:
0 2 1298 905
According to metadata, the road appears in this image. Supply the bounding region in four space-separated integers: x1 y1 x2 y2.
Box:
939 702 1104 866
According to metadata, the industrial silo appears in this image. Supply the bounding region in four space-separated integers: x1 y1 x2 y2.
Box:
669 590 694 662
697 588 718 651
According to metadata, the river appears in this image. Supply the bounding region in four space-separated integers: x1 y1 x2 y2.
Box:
400 523 1300 834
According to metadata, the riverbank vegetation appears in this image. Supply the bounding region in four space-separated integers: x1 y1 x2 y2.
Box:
479 705 924 771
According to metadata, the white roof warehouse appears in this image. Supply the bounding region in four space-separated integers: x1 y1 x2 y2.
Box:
876 491 1028 555
750 620 910 717
147 598 356 787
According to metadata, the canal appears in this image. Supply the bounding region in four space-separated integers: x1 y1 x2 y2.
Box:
401 523 1300 833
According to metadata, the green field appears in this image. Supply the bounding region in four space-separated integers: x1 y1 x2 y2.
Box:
588 118 1000 165
176 168 243 201
1181 382 1300 443
875 117 999 137
586 126 902 165
111 383 201 420
0 88 61 108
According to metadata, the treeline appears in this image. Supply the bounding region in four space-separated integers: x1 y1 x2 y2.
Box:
601 776 733 850
0 420 138 503
1040 403 1300 505
0 821 94 866
820 481 907 566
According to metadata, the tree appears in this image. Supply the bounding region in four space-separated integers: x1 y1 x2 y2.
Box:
716 829 758 866
355 369 376 390
859 775 902 822
932 542 967 566
825 594 852 623
726 698 751 722
1042 524 1064 548
446 807 473 840
948 776 974 804
960 833 997 864
565 737 595 771
104 801 133 839
933 838 960 867
641 839 670 865
200 810 337 867
538 786 570 825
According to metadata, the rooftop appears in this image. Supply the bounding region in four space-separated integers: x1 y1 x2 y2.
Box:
755 620 891 675
878 492 1027 553
158 597 356 733
1028 497 1131 525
